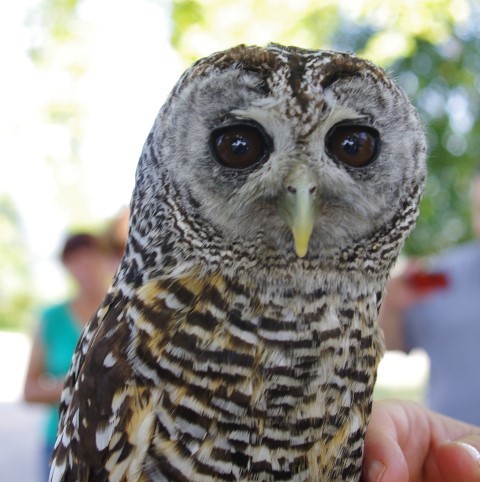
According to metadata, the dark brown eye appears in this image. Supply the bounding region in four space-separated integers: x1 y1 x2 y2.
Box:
326 124 380 168
210 123 271 169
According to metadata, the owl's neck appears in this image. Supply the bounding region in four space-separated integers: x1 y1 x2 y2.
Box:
122 172 420 295
120 236 392 308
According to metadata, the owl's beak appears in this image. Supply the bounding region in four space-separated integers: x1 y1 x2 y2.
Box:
277 167 316 258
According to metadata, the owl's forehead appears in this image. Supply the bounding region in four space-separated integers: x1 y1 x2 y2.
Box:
263 51 354 136
188 45 390 137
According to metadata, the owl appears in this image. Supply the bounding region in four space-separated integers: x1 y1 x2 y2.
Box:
50 44 426 482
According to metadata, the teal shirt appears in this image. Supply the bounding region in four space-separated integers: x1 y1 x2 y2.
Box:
39 302 82 446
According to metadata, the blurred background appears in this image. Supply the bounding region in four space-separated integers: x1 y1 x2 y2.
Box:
2 0 480 479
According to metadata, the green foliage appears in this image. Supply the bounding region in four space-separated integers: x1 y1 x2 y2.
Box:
28 0 82 43
171 0 206 54
26 0 89 227
170 0 340 64
350 0 469 65
170 0 469 65
392 31 480 255
0 197 36 331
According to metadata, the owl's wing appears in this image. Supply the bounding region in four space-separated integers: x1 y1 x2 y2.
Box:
49 288 135 482
49 273 206 482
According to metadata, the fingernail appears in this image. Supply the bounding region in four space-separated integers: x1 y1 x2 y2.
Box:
455 442 480 464
367 460 386 482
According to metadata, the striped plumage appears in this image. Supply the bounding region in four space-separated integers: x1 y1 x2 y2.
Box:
50 44 426 481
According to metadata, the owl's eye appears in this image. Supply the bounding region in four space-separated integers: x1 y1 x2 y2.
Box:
210 123 271 169
326 124 380 168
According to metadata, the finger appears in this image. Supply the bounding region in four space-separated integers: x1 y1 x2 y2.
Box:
363 400 480 482
361 407 409 482
435 436 480 482
361 433 408 482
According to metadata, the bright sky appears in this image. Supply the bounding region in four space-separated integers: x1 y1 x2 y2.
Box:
1 0 182 299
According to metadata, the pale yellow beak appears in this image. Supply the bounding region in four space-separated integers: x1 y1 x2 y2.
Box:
277 167 317 258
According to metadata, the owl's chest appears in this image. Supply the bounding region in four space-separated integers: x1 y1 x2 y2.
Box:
129 277 382 480
150 279 380 414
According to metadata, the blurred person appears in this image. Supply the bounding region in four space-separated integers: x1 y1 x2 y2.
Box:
23 233 117 480
378 172 480 425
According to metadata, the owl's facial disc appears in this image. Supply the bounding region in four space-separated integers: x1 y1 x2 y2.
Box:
277 166 317 258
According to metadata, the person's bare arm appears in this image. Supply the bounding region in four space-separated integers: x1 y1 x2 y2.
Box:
23 331 64 404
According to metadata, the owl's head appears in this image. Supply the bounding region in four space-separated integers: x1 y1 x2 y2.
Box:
133 44 426 266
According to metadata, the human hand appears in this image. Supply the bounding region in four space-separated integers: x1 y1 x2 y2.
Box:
362 400 480 482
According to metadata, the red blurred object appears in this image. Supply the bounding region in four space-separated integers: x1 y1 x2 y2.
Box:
407 271 449 294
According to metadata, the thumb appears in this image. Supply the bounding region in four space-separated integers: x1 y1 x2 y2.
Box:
435 436 480 482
